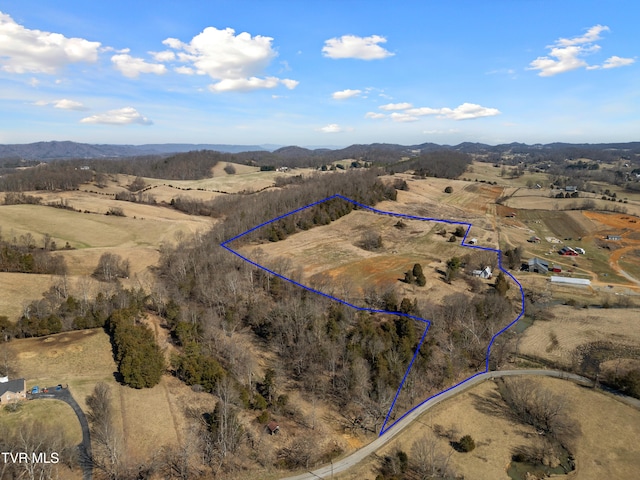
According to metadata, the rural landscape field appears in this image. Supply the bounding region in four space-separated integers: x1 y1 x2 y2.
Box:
1 2 640 479
1 144 640 480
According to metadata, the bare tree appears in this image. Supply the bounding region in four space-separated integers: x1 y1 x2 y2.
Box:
86 382 124 479
411 431 456 479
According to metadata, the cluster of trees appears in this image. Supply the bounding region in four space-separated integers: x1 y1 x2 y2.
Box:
107 308 165 388
93 253 130 282
391 151 472 179
404 263 426 286
497 378 580 468
0 232 67 275
377 431 465 480
573 340 640 399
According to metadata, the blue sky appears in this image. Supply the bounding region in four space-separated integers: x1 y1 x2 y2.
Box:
0 0 637 147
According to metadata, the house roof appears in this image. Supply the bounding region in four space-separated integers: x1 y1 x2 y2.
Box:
0 379 26 396
267 421 279 432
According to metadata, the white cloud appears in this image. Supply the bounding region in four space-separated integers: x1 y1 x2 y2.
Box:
435 103 501 120
405 107 440 116
150 50 176 62
556 25 609 46
80 107 152 125
380 102 413 111
54 99 87 110
322 35 394 60
601 55 635 69
162 26 296 92
208 76 297 92
0 11 100 74
390 112 419 122
280 78 299 89
319 123 343 133
365 112 386 119
376 103 500 121
529 45 591 76
174 66 196 75
28 77 40 87
111 54 167 78
33 98 88 110
332 89 362 100
529 25 633 76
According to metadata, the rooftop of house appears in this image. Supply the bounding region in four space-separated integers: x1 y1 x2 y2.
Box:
0 378 26 396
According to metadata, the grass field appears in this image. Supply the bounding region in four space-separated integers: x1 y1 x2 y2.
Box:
337 376 640 480
518 305 640 366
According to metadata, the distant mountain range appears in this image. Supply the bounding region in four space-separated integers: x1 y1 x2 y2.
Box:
0 141 272 160
1 140 639 161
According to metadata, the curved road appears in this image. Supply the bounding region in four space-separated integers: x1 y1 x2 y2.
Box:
282 369 604 480
36 387 93 480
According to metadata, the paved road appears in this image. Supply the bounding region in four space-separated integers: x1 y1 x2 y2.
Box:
34 386 93 480
281 369 596 480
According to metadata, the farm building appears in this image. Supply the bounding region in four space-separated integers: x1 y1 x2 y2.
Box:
468 238 478 245
559 246 578 256
606 235 622 241
267 421 280 435
528 236 541 243
528 258 549 273
565 186 578 192
550 276 591 286
472 266 492 279
0 378 27 405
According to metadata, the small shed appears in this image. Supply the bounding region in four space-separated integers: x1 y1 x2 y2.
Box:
468 238 478 245
552 265 562 273
267 421 280 435
606 235 622 241
528 236 541 243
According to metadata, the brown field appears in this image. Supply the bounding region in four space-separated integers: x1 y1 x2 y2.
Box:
238 201 499 305
0 272 56 321
518 305 640 366
337 376 640 480
0 197 214 321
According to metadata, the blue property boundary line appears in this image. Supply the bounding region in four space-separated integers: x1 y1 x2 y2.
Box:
221 194 525 436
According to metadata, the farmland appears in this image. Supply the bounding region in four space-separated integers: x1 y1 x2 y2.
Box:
1 156 640 480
